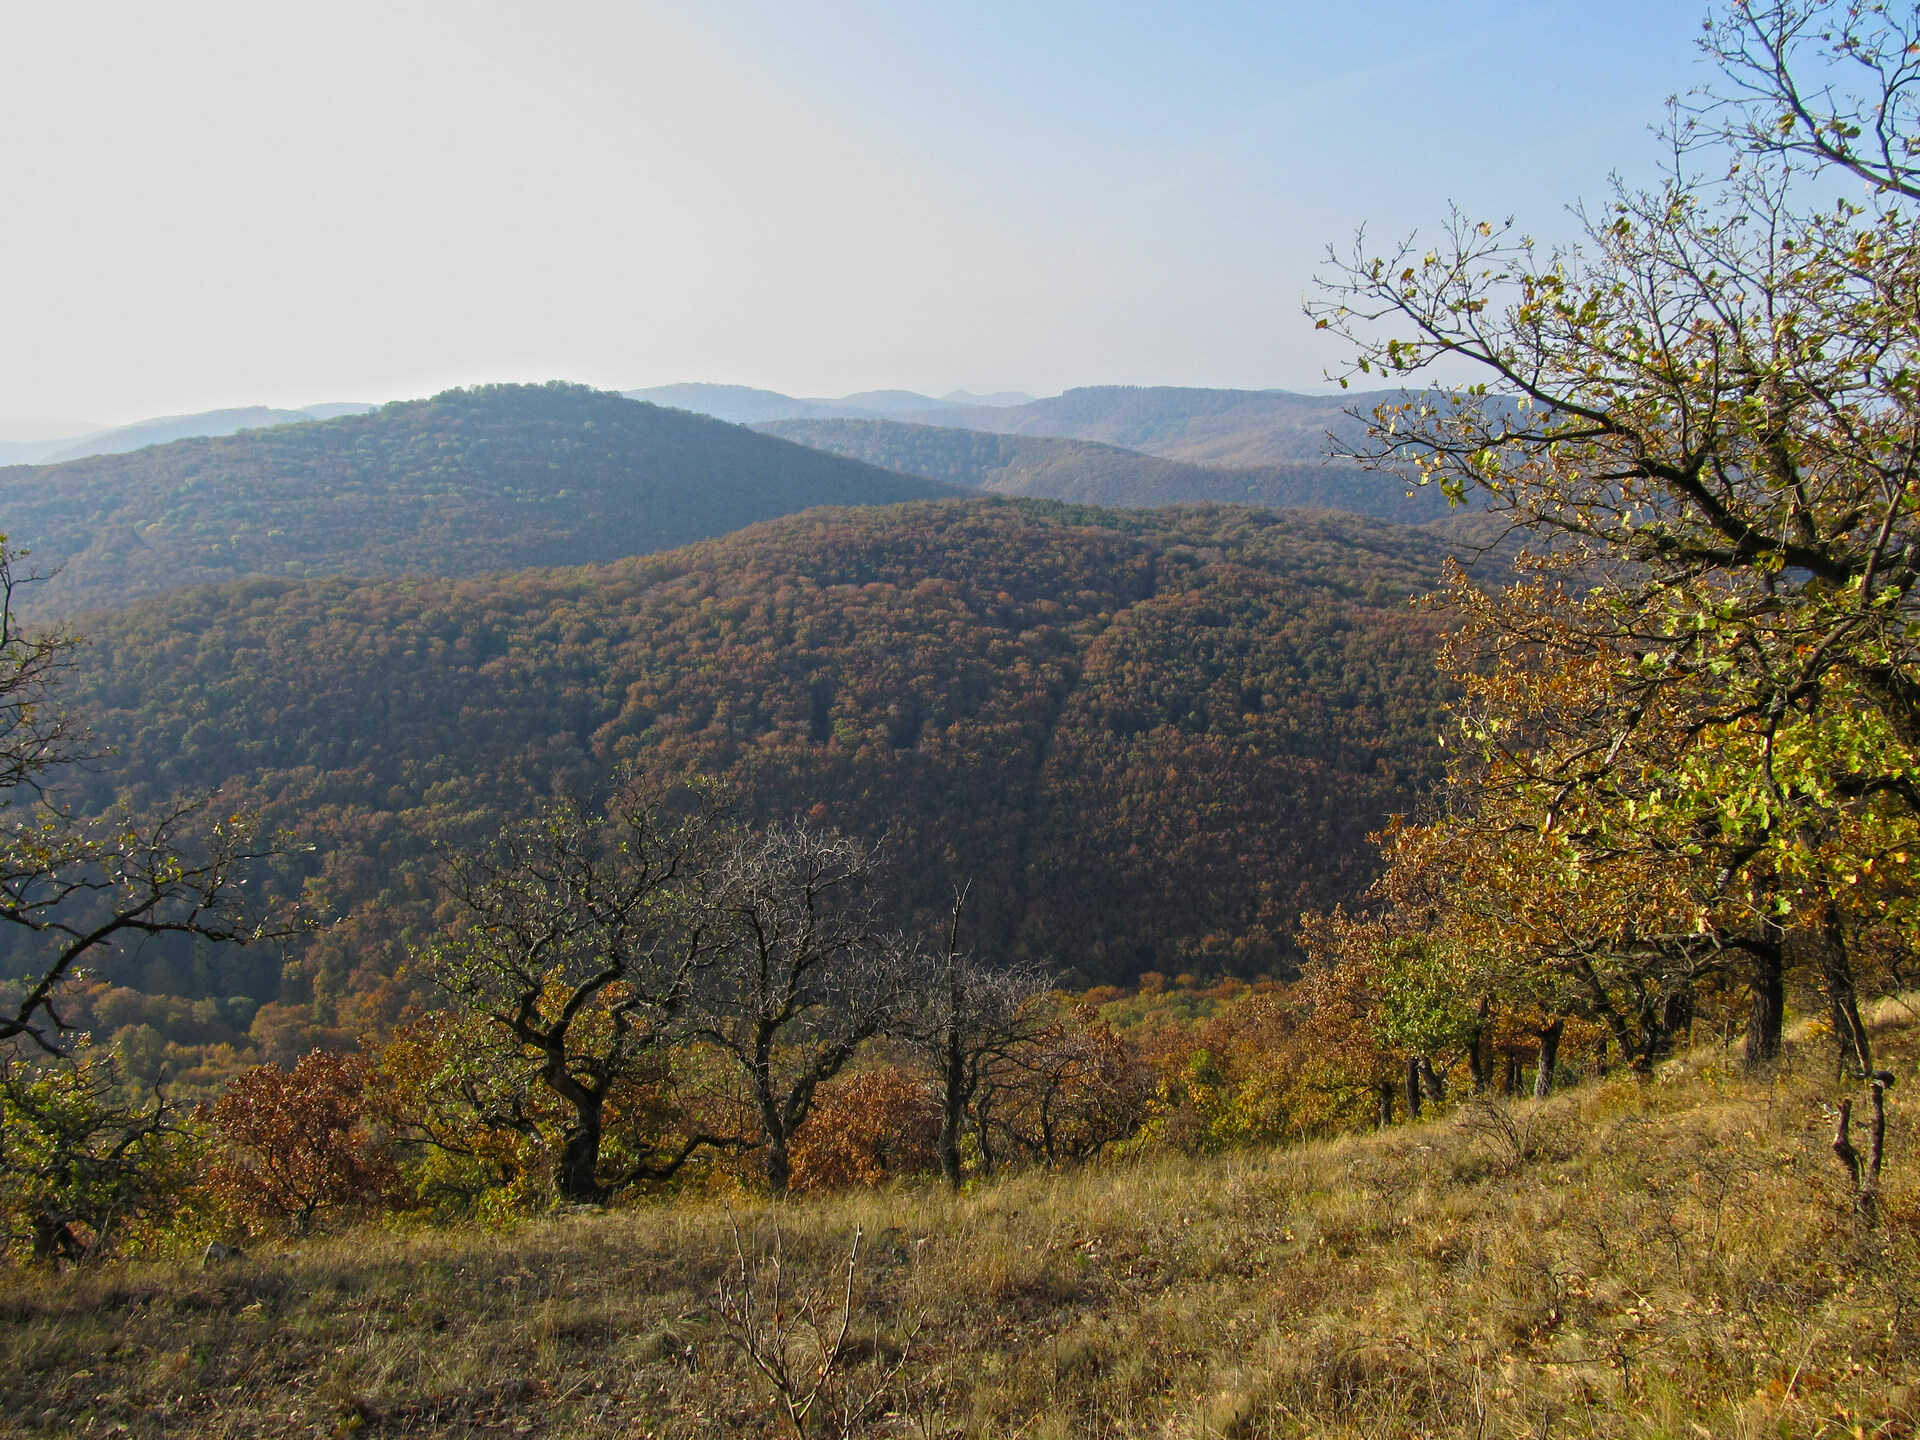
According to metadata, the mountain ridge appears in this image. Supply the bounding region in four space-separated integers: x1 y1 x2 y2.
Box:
0 403 381 466
0 383 953 615
628 381 1404 467
756 415 1456 520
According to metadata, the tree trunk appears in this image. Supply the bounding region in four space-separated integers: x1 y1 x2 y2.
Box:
1661 985 1695 1053
1745 941 1785 1069
1417 1054 1446 1105
764 1137 791 1199
31 1213 82 1265
1404 1055 1423 1120
1533 1018 1564 1100
556 1108 608 1205
1466 998 1491 1093
1376 1079 1396 1129
974 1102 998 1176
1503 1052 1521 1097
938 1047 966 1191
1630 992 1664 1077
1818 913 1873 1078
1833 1081 1889 1224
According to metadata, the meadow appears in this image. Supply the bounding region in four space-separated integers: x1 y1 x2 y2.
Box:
9 1006 1915 1439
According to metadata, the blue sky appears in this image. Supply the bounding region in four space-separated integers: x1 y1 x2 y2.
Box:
2 1 1710 427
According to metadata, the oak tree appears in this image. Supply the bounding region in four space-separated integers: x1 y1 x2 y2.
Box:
0 1046 196 1262
207 1049 398 1234
1309 0 1920 1070
427 780 722 1203
0 540 287 1056
688 823 913 1197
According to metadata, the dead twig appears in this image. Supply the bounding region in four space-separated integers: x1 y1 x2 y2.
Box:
714 1208 916 1439
1832 1072 1892 1224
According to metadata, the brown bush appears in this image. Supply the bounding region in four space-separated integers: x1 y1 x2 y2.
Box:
788 1066 941 1192
206 1049 400 1235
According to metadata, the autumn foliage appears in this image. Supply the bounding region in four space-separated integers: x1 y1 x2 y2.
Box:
207 1050 399 1235
787 1065 941 1192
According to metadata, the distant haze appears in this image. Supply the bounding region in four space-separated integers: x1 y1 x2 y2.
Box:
2 2 1706 426
0 405 377 468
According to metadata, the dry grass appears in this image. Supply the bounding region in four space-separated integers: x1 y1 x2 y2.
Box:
9 1016 1920 1438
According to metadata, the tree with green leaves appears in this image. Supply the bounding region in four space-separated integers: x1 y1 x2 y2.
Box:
0 535 296 1263
1309 0 1920 1072
0 1046 198 1263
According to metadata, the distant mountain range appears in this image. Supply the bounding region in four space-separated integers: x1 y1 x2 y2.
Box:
632 382 1396 468
3 382 1417 473
0 383 950 615
962 386 1386 467
621 383 1033 426
0 379 1492 618
756 417 1455 521
0 403 379 467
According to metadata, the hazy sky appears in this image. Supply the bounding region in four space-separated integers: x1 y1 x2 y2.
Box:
4 1 1707 426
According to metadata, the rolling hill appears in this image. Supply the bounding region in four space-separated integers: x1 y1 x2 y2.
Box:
621 383 841 424
0 403 379 467
950 385 1381 467
756 416 1455 520
636 381 1414 469
51 498 1454 1051
621 384 1033 426
0 383 953 615
40 405 373 463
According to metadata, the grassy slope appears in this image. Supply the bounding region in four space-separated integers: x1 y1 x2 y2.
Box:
14 1012 1920 1437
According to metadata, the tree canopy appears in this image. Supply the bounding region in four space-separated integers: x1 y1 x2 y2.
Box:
1305 0 1920 1084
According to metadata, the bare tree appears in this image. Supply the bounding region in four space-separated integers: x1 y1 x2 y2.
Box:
689 824 911 1197
428 780 724 1203
902 886 1053 1190
978 1000 1154 1169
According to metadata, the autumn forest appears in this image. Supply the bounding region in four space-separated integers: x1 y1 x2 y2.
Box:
8 4 1920 1436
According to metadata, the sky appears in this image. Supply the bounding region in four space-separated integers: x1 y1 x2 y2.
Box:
2 0 1710 429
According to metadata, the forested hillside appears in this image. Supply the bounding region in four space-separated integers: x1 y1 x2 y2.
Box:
53 498 1451 1062
0 383 951 615
757 416 1456 520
